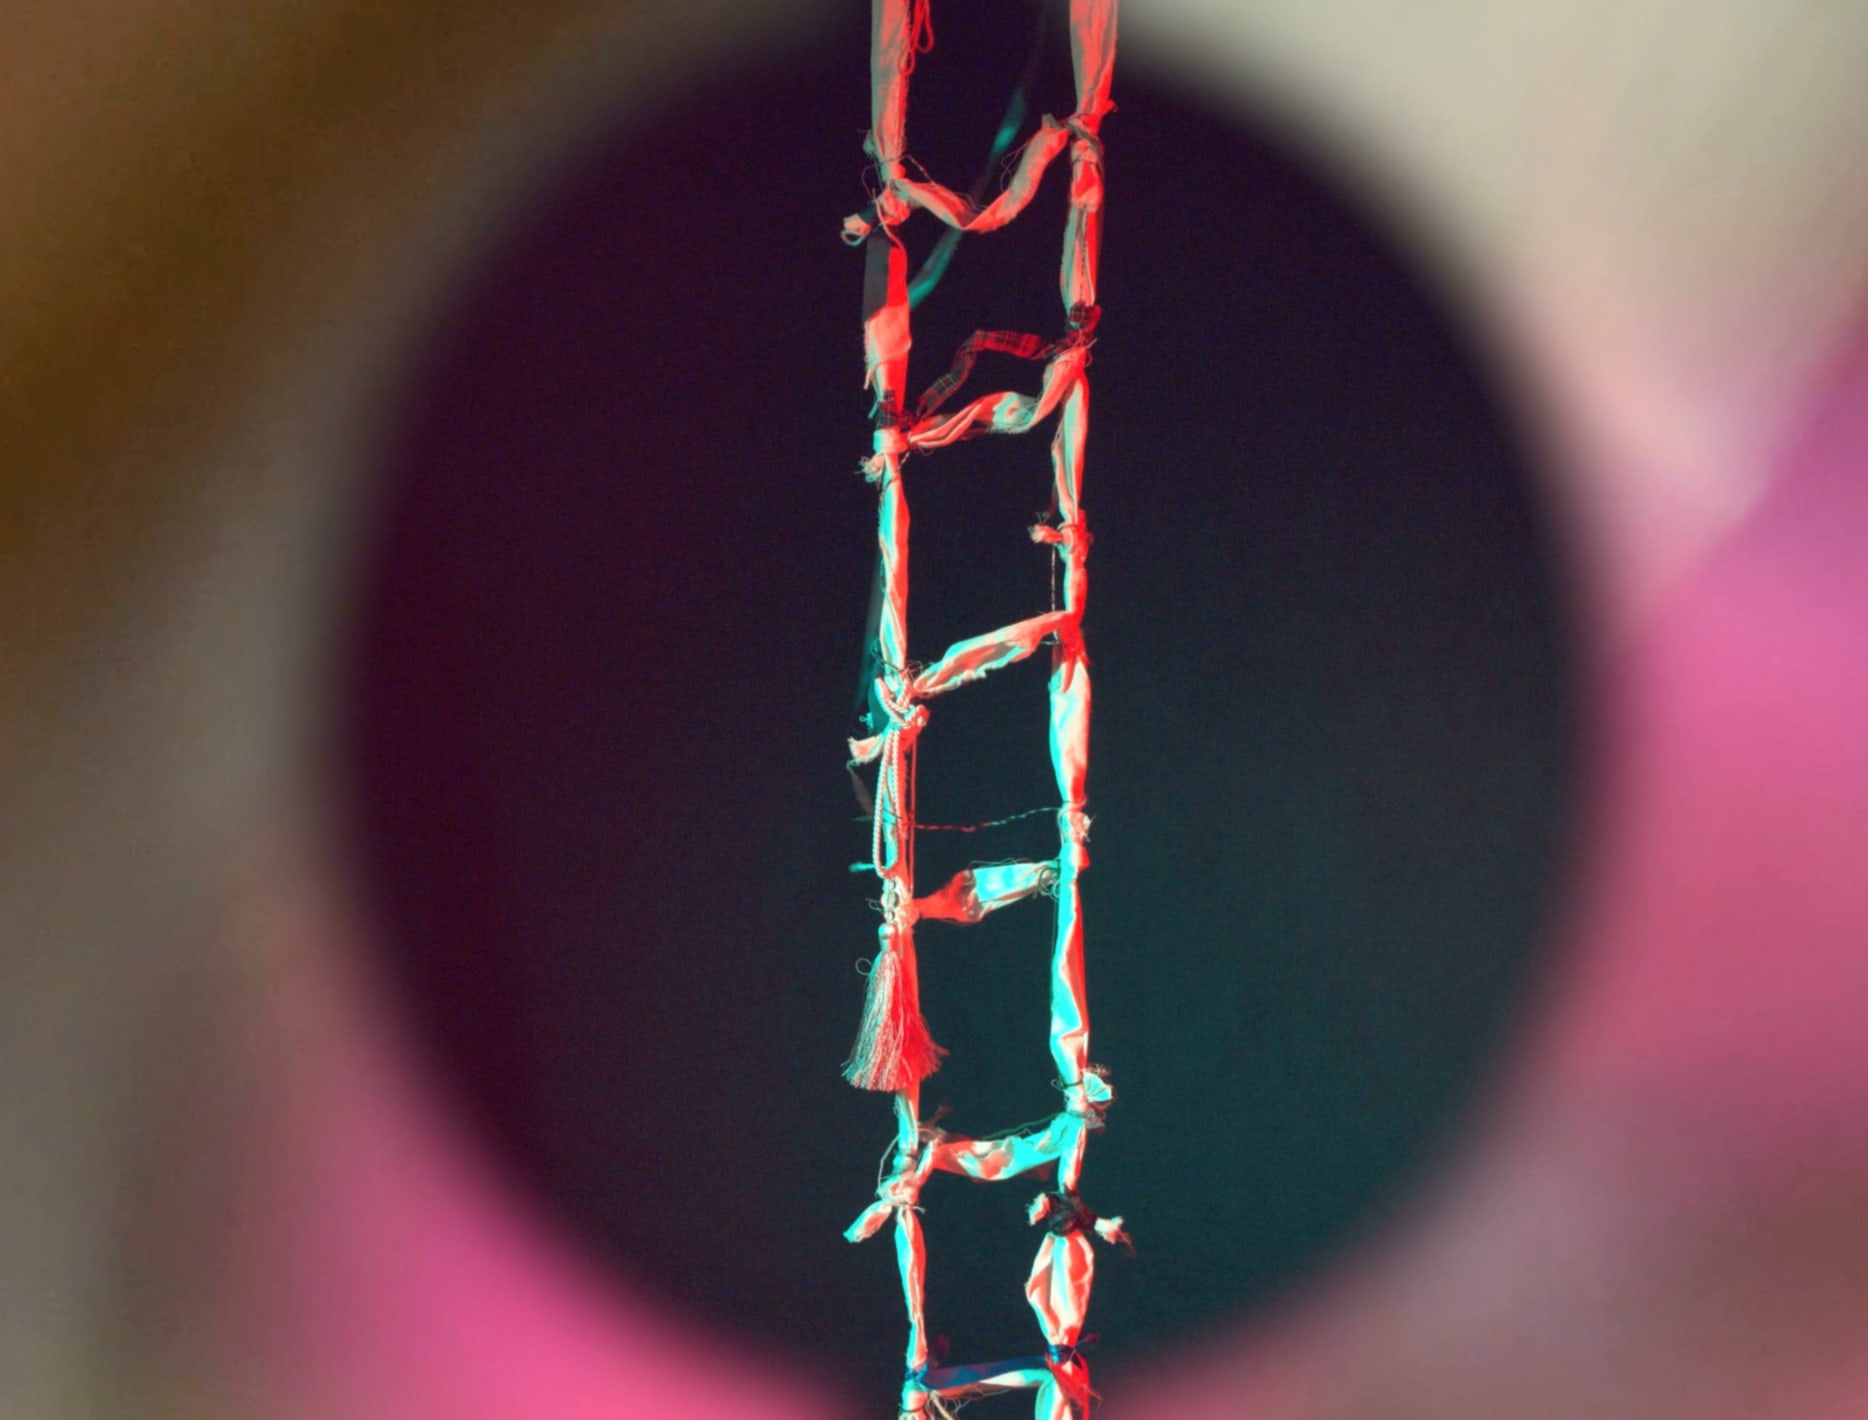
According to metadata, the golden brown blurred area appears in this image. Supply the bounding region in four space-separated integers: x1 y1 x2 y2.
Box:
2 4 811 1411
0 0 804 735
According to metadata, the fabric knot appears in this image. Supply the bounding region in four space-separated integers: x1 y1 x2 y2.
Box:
862 409 908 480
1030 1190 1132 1252
1030 1189 1100 1237
877 679 927 735
1053 305 1101 356
1062 1065 1114 1122
1063 115 1105 159
1030 519 1092 556
875 1137 928 1210
881 1172 922 1210
1058 808 1092 844
876 186 911 229
846 1132 937 1240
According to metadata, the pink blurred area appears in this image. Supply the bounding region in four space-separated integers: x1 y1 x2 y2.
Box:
1559 327 1868 1133
236 858 857 1420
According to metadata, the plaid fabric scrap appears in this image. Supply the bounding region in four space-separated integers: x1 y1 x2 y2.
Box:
914 327 1051 420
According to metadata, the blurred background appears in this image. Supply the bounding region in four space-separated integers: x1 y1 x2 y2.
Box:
343 2 1573 1399
1 2 1864 1418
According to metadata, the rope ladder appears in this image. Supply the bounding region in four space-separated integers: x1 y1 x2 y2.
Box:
839 4 1125 1417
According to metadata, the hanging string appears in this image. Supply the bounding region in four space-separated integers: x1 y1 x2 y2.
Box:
903 0 935 73
915 805 1057 834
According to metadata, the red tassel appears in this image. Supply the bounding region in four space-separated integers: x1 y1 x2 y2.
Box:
844 929 945 1091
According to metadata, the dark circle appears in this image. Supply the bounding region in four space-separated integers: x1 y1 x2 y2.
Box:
342 2 1579 1404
